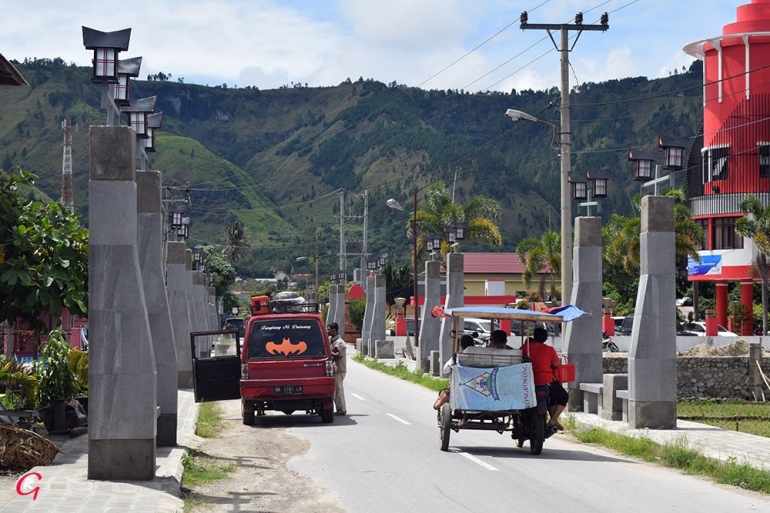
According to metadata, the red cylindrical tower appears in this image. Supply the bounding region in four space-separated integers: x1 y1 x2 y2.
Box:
683 1 770 332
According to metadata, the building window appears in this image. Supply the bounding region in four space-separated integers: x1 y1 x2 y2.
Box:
702 146 729 182
760 144 770 178
712 217 744 250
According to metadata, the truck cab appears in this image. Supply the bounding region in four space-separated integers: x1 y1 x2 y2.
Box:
191 295 336 425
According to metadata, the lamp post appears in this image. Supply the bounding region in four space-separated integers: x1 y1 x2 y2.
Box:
386 187 419 347
570 170 610 217
506 107 571 304
628 135 689 196
82 26 131 126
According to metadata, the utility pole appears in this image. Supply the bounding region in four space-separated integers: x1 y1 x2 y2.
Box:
520 10 609 304
61 118 74 213
314 228 319 301
339 190 346 278
361 190 369 285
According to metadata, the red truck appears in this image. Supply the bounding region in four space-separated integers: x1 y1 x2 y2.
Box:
191 295 336 424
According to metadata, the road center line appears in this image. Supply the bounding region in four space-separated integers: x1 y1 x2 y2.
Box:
351 393 365 401
386 413 411 425
451 449 499 471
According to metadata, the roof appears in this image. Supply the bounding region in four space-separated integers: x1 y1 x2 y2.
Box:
0 54 27 86
463 252 551 275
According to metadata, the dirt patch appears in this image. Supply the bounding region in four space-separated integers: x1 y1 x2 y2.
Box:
678 339 758 357
184 399 345 513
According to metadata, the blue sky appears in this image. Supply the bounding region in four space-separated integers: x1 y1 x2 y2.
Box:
1 0 746 93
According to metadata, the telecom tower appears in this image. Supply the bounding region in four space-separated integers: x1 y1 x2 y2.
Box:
61 117 74 213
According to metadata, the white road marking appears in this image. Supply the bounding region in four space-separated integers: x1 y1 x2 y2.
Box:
386 413 411 425
451 448 499 471
351 393 365 401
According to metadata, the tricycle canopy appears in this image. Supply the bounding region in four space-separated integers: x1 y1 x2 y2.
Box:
444 305 585 324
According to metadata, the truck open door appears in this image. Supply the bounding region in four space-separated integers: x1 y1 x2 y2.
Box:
190 330 241 402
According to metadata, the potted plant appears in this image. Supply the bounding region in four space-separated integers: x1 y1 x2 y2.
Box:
36 329 81 434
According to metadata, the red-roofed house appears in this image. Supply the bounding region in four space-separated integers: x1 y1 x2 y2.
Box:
463 252 558 300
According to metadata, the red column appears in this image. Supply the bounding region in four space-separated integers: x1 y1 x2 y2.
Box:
716 283 729 329
741 281 754 336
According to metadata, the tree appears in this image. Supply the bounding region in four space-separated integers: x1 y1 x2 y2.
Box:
516 230 560 301
0 170 88 344
223 220 247 263
414 183 502 258
384 261 413 311
735 194 770 334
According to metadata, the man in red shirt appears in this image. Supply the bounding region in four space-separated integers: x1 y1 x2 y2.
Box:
520 327 568 431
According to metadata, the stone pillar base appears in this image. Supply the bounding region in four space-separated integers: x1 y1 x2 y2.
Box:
178 371 193 389
429 350 441 376
628 400 677 429
418 358 430 374
157 413 178 447
89 438 156 480
567 390 582 412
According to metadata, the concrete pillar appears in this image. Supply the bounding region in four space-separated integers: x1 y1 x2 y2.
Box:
136 171 178 447
628 196 677 429
565 217 604 411
361 275 375 355
418 260 441 373
167 242 194 388
88 126 157 480
439 253 464 365
327 286 337 328
371 274 386 350
336 284 346 340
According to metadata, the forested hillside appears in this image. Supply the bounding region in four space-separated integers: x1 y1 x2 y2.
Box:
0 57 703 278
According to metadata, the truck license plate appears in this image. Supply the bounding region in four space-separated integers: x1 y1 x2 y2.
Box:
274 386 303 394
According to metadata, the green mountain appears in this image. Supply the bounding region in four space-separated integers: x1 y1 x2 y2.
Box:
0 57 703 278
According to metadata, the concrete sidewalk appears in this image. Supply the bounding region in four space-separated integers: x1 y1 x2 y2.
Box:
0 389 199 512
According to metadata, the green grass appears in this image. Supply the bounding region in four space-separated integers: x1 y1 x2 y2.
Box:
565 417 770 494
182 402 236 511
195 402 224 438
677 400 770 438
353 353 448 392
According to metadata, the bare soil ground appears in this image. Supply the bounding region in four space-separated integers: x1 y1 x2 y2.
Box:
184 399 346 513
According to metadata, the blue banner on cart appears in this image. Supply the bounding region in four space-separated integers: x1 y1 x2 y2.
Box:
450 363 536 411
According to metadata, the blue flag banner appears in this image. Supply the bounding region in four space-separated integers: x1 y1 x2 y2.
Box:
450 362 536 411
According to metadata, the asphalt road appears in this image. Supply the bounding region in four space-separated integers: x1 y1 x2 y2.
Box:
254 359 770 513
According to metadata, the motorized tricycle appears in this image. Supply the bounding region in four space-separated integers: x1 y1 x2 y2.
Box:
436 305 581 455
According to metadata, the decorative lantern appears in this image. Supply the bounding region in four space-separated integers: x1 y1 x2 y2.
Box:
111 56 142 106
586 170 610 198
570 174 588 200
122 96 156 138
658 134 690 171
82 27 131 83
453 222 468 241
143 112 164 152
628 148 657 182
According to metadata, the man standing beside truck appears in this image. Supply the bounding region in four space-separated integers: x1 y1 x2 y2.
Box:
328 323 347 415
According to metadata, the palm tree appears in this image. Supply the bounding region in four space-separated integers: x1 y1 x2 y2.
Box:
516 230 560 301
414 183 502 257
223 220 247 263
735 194 770 334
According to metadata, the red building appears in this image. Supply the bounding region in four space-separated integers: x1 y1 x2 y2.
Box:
683 0 770 335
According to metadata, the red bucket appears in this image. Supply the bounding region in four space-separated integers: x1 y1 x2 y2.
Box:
557 363 576 383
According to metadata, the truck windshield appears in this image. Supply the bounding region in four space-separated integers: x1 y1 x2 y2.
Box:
248 320 327 358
